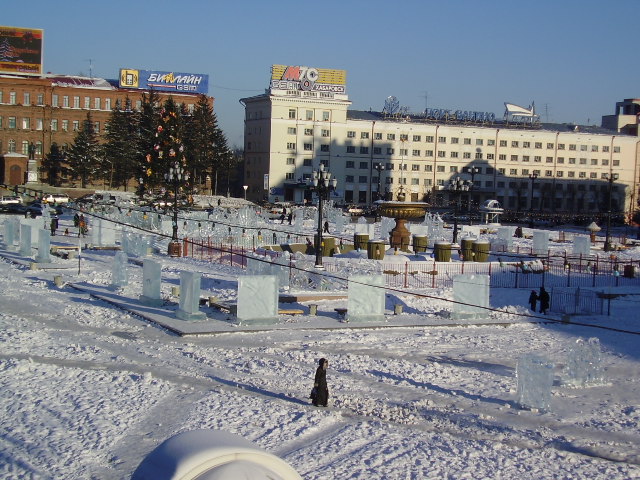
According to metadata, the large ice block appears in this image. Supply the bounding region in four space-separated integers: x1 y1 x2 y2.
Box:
111 251 129 288
237 275 279 324
572 236 591 256
19 223 32 257
3 218 17 250
516 354 554 411
532 231 549 256
176 271 206 321
35 228 51 263
347 275 385 322
139 259 163 307
452 274 490 318
564 337 604 387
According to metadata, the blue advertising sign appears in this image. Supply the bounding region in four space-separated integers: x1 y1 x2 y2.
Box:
119 68 209 94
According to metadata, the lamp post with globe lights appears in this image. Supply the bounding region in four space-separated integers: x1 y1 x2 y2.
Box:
164 161 189 256
448 176 472 244
604 172 619 252
308 164 337 268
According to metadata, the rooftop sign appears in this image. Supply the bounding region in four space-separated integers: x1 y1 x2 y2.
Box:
0 26 43 75
119 69 209 94
270 65 346 94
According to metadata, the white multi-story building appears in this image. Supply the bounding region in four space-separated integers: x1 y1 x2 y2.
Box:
242 65 640 219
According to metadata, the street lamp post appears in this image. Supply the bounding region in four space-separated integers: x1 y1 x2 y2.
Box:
137 176 145 204
528 172 538 228
604 172 619 252
307 164 337 268
164 161 189 257
468 165 480 225
374 162 385 202
448 176 472 244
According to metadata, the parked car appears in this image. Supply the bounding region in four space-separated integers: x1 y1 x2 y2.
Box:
42 193 70 204
0 203 26 214
0 195 22 205
25 203 63 217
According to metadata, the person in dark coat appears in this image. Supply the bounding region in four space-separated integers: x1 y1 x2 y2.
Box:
312 358 329 407
323 221 330 233
539 287 550 315
528 290 538 311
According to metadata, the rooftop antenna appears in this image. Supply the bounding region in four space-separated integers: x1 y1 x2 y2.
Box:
85 58 93 78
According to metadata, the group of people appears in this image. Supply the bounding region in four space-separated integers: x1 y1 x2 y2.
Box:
73 213 88 237
528 287 550 315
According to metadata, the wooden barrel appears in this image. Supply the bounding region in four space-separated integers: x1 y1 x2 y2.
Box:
412 235 428 253
434 241 452 262
367 240 385 260
354 233 369 250
461 237 475 262
472 240 490 262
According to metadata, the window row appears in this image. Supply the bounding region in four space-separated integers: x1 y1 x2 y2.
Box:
2 139 43 155
0 116 100 133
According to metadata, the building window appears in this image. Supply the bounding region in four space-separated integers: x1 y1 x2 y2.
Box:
360 147 369 154
317 128 328 137
9 91 17 104
499 154 506 160
425 165 433 172
320 145 329 152
545 157 552 163
475 152 483 159
437 151 445 158
93 122 100 133
346 161 355 168
569 144 576 151
451 151 459 158
523 141 530 148
412 149 420 156
8 139 16 152
450 166 458 173
545 170 553 177
62 120 68 131
450 137 459 144
613 146 620 153
346 146 355 153
557 157 564 164
579 172 586 178
510 168 518 175
534 142 542 149
287 127 297 134
83 96 90 109
534 156 542 162
346 175 354 183
347 131 356 138
412 164 420 171
361 132 369 139
522 155 530 162
438 136 446 143
567 171 575 178
557 171 563 177
36 118 43 131
425 149 434 157
22 141 29 155
590 158 598 165
105 98 111 110
500 140 507 147
287 142 296 150
286 158 295 165
322 111 330 121
463 138 471 145
36 94 44 106
511 155 518 161
304 128 313 135
498 168 505 175
580 145 588 151
613 159 620 166
288 109 296 119
488 139 495 146
35 141 42 155
486 153 494 160
94 97 101 109
387 148 395 155
602 146 609 153
426 136 434 143
373 147 381 154
437 165 445 173
399 148 408 156
424 178 432 186
387 133 395 141
22 117 30 129
73 96 80 108
304 110 313 120
374 132 382 140
285 172 295 180
579 158 587 165
602 159 609 166
413 135 421 142
359 176 368 183
304 143 312 151
8 116 16 129
589 172 597 178
52 94 59 107
568 158 576 164
511 141 519 147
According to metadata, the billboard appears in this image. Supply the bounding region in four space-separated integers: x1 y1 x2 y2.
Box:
0 26 43 75
270 65 346 94
119 69 208 94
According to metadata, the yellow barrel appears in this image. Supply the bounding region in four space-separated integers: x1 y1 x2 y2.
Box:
314 235 336 257
354 233 369 250
367 240 386 260
412 235 428 253
434 242 452 262
461 237 475 262
472 240 490 262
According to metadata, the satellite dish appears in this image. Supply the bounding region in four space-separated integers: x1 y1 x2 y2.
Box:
383 96 400 115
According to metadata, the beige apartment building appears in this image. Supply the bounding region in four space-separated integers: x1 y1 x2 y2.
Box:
242 66 640 220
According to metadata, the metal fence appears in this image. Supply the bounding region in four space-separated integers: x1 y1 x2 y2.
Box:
182 236 640 290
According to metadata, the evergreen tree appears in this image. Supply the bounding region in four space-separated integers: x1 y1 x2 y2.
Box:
39 143 67 187
187 94 224 192
66 112 101 188
151 97 188 187
138 90 161 188
102 98 139 190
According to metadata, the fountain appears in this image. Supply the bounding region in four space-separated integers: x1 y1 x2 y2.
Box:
375 186 429 251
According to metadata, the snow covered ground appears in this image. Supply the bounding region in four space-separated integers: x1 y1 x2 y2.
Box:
1 207 639 479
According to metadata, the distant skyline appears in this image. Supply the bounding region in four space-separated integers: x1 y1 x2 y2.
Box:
4 0 639 147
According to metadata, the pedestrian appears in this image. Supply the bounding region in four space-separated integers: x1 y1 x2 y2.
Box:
323 221 330 234
514 226 523 238
50 215 58 236
73 213 80 228
79 214 88 237
539 286 550 315
311 358 329 407
528 290 538 312
287 212 293 225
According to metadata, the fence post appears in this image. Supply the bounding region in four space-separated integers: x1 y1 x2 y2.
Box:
432 258 436 288
515 266 519 289
183 237 188 257
404 263 409 289
567 264 571 287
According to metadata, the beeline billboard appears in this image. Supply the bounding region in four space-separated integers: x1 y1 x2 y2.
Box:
0 26 44 75
119 68 208 94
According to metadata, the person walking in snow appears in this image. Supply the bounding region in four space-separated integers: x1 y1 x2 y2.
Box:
539 286 550 315
311 358 329 407
528 290 538 312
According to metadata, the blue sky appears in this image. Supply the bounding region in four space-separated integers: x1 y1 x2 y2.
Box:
4 1 639 147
